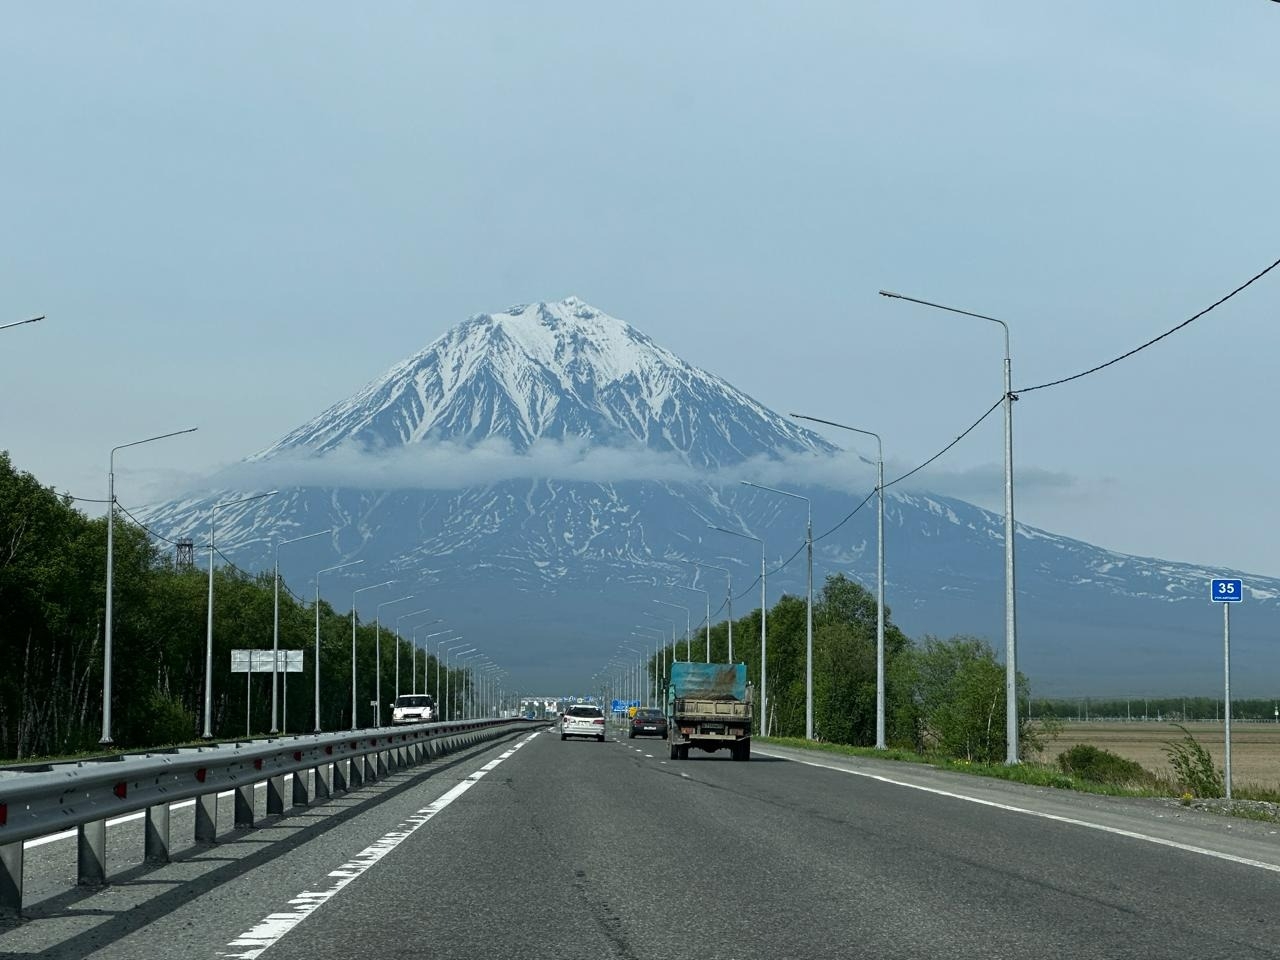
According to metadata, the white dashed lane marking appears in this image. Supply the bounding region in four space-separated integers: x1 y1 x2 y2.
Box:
217 730 542 958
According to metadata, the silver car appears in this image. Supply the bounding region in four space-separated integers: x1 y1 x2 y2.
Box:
560 704 606 742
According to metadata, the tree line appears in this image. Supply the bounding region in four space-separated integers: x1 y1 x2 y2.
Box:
0 452 474 760
650 572 1038 762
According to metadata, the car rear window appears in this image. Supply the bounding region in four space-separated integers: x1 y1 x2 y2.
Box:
566 706 602 718
635 709 663 719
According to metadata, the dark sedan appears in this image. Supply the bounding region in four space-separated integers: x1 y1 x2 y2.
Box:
629 708 668 739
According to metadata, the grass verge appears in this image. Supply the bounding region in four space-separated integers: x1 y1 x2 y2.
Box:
758 736 1280 821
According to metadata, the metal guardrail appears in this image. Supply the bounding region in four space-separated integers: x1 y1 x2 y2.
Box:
0 717 534 917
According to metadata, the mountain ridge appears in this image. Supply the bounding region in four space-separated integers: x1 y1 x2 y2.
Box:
140 297 1280 695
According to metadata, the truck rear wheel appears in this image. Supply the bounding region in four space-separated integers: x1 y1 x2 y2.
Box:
669 740 680 760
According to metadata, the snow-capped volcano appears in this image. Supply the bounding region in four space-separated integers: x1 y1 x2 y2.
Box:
142 296 1280 697
256 297 834 469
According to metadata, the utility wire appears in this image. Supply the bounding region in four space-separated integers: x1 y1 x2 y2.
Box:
882 396 1005 490
62 494 113 503
114 500 184 546
813 489 877 544
1016 253 1280 394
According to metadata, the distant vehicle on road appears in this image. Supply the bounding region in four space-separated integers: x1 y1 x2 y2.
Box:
629 707 668 739
561 704 606 742
667 662 752 761
391 694 436 724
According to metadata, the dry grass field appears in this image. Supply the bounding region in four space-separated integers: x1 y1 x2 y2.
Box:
1032 721 1280 789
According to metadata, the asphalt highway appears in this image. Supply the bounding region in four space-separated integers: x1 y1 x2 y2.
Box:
4 725 1280 959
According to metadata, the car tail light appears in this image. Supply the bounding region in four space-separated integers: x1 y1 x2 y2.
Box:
593 718 605 725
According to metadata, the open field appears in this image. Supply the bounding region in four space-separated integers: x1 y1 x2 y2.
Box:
1033 721 1280 788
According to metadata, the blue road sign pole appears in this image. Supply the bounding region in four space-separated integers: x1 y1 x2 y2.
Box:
1223 600 1232 801
1210 578 1241 801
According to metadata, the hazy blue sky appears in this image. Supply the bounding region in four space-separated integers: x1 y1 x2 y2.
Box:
3 3 1278 575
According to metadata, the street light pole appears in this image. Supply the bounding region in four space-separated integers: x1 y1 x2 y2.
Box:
674 580 711 662
203 490 278 739
437 637 464 714
660 601 691 670
312 559 362 732
457 650 482 718
415 627 450 695
351 580 395 730
652 598 689 692
880 289 1019 764
101 426 197 744
272 529 330 734
634 625 666 706
742 481 808 742
395 610 435 694
373 595 415 726
684 559 732 661
711 521 771 735
793 417 885 757
444 643 474 720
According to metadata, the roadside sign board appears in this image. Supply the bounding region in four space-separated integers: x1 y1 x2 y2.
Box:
1210 579 1243 603
231 649 304 672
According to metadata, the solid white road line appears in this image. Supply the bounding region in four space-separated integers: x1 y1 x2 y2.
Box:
756 747 1280 875
217 729 542 959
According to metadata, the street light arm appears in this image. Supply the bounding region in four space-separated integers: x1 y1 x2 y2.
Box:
739 479 809 504
111 427 199 461
789 416 881 461
1 315 45 331
878 290 1010 357
317 559 363 581
709 524 761 545
279 528 331 550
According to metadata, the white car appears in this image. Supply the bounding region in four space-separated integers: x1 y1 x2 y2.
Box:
561 704 606 742
391 694 436 724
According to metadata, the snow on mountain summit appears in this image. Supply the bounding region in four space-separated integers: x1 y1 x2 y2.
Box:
256 297 835 469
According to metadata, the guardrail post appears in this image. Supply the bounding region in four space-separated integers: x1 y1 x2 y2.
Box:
234 784 254 829
292 767 311 807
145 803 171 864
267 775 286 815
78 819 107 886
0 842 23 919
315 762 332 800
362 753 377 783
195 791 217 843
334 757 350 792
376 750 389 778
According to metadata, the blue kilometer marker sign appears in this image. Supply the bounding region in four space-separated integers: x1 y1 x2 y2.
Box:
1211 578 1243 602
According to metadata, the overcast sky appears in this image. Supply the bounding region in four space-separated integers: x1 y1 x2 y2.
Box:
3 3 1278 577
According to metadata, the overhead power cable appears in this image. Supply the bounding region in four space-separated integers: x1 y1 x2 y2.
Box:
882 396 1005 490
1016 253 1280 394
114 500 184 546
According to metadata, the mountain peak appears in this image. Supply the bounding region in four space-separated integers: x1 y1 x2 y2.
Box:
255 298 835 469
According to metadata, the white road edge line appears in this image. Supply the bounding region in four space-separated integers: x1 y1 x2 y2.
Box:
755 747 1280 875
216 729 542 959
